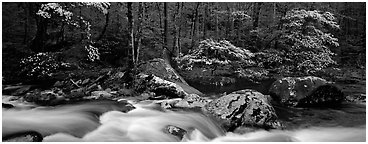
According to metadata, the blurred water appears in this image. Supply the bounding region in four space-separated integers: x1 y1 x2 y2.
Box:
3 100 365 142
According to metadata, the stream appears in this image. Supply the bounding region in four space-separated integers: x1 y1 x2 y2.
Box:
2 79 366 142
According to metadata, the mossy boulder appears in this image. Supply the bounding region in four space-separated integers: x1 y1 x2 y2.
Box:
204 89 281 131
135 74 202 99
269 76 344 107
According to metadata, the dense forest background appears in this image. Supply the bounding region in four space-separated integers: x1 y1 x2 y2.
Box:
2 2 366 85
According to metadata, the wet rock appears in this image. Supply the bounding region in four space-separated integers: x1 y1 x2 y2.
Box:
69 88 86 99
2 103 15 109
298 84 345 107
81 78 90 85
345 93 366 103
90 91 113 99
174 94 209 108
136 74 190 99
269 76 344 107
24 88 66 106
53 81 64 87
3 85 34 96
204 89 281 131
138 58 189 85
163 125 187 140
180 67 237 86
118 88 135 97
3 131 43 142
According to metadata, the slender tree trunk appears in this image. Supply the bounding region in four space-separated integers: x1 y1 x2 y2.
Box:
135 2 144 64
273 2 276 25
127 2 134 68
30 14 48 52
156 3 164 47
164 2 168 52
79 5 83 40
215 3 219 40
173 2 182 57
230 6 234 39
226 4 231 39
253 2 262 30
203 2 208 40
97 10 109 41
163 2 173 63
191 2 200 49
23 3 29 44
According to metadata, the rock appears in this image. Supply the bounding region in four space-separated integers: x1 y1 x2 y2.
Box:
69 88 86 99
81 78 90 85
113 71 126 79
3 85 34 96
3 131 43 142
24 88 66 106
138 58 189 85
174 94 208 108
163 125 187 140
136 74 190 99
53 81 63 87
204 89 281 131
345 93 366 103
105 88 112 92
298 84 345 107
180 67 237 86
118 88 135 96
2 95 36 109
2 103 14 109
269 76 343 107
91 91 113 99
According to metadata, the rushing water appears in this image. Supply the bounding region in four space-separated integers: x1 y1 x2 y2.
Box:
2 100 366 142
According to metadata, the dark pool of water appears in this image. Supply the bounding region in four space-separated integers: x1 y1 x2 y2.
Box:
187 78 276 96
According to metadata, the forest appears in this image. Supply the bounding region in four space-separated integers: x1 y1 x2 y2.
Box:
2 2 366 142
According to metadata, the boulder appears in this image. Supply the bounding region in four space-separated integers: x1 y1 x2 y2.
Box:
24 88 66 106
90 91 113 99
3 131 43 142
163 125 187 140
174 94 209 108
3 85 34 96
204 89 281 131
179 67 237 86
138 58 189 85
136 74 202 99
269 76 344 107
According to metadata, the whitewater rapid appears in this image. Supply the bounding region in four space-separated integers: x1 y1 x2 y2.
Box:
2 100 366 142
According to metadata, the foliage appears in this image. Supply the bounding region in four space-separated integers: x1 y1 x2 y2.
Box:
19 53 70 80
36 2 110 62
176 39 255 71
276 9 339 73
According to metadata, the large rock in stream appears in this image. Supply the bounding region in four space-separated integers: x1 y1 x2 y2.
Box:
138 58 189 85
204 89 281 131
135 74 203 99
269 76 344 107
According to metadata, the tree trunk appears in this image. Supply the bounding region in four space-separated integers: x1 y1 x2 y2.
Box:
253 2 262 29
203 2 208 40
23 3 29 44
191 2 200 49
156 3 164 47
79 5 83 41
30 14 48 52
164 2 169 52
127 2 134 68
273 2 276 25
135 2 144 64
97 10 109 41
215 3 219 40
173 2 182 57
